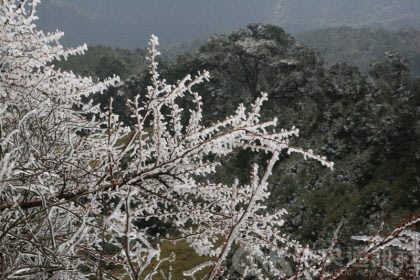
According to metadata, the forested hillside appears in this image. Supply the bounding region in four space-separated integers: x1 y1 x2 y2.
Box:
60 24 419 244
297 26 420 76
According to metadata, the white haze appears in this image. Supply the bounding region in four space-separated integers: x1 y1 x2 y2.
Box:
37 0 420 48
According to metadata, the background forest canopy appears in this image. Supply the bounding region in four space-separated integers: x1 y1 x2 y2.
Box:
53 10 420 245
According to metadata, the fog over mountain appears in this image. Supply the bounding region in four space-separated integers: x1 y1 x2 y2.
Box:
273 0 420 33
36 0 420 48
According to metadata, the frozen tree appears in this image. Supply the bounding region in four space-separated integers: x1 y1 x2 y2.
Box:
0 1 418 279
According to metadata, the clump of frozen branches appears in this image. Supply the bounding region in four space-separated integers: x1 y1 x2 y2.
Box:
347 217 420 279
0 1 418 280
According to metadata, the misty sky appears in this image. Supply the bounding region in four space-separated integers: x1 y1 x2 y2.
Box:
36 0 420 48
